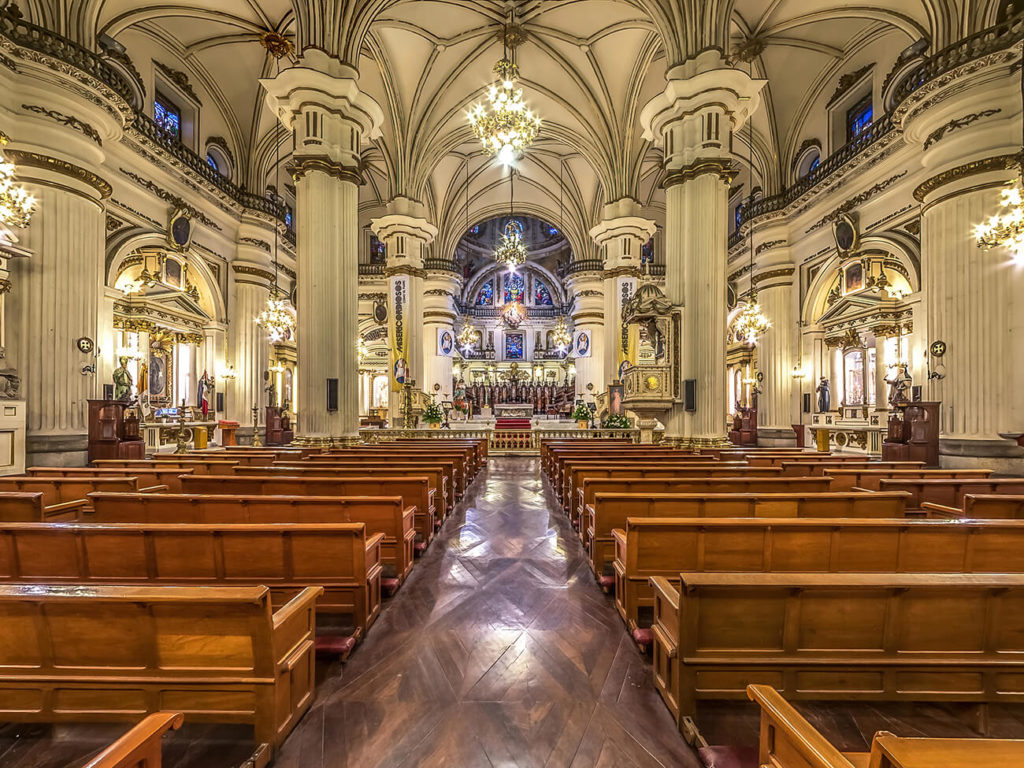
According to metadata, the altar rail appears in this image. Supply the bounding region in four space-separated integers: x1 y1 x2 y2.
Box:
359 427 640 454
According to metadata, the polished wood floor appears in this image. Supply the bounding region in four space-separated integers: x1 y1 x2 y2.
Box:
7 456 1024 767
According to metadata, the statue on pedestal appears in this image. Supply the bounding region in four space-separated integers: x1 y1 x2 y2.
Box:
113 357 133 402
887 364 912 409
816 377 831 413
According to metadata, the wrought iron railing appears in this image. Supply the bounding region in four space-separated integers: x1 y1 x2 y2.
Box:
646 263 666 277
457 304 568 319
565 259 605 275
423 258 460 274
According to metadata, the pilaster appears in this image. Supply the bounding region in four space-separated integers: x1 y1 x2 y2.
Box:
751 244 797 441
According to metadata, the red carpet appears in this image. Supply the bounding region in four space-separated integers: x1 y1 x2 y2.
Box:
495 417 532 430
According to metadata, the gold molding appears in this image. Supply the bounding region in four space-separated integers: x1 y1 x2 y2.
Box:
6 150 112 198
913 153 1020 202
751 267 795 287
384 265 427 279
290 156 361 185
662 158 737 188
231 264 274 282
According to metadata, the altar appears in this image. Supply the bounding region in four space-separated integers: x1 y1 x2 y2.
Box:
495 404 534 418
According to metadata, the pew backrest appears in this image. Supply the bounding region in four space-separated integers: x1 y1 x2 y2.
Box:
876 478 1024 508
83 712 185 768
826 468 993 491
29 466 195 493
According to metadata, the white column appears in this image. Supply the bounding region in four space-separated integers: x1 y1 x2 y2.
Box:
371 202 438 420
9 179 105 465
422 272 461 400
263 51 384 443
590 206 656 385
229 261 271 435
566 269 605 400
641 51 764 447
752 259 797 443
872 327 891 415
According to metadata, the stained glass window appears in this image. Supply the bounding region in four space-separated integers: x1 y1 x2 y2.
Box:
504 272 525 304
734 203 744 232
641 237 654 264
534 279 553 306
370 236 386 264
808 155 820 173
206 154 218 171
505 333 524 360
469 224 480 235
846 95 872 142
476 280 494 306
285 207 293 228
548 225 559 236
154 93 181 140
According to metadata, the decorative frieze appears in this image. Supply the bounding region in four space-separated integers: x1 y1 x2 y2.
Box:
6 150 112 198
806 171 908 232
913 153 1021 202
923 108 1000 149
155 61 202 105
21 104 102 145
119 168 221 230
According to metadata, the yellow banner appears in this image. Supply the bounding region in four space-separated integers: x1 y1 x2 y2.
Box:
390 276 409 391
617 277 638 381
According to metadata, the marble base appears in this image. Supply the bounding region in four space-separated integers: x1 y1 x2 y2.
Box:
26 433 87 467
940 437 1024 475
757 428 798 447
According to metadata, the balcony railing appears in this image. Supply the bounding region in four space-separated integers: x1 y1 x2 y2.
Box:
358 262 385 276
646 263 666 277
565 259 604 275
456 304 569 319
423 258 460 274
459 349 495 360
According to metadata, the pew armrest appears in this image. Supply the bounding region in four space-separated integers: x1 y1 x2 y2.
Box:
272 585 323 647
365 532 385 569
746 684 857 768
612 528 627 568
649 576 679 609
83 711 185 768
922 502 962 519
45 498 88 520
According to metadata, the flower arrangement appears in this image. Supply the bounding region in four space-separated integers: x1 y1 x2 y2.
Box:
570 402 591 422
422 400 445 424
601 413 631 429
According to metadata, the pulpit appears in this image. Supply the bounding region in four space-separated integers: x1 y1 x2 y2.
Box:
87 399 146 462
729 407 758 446
265 406 294 446
882 400 940 467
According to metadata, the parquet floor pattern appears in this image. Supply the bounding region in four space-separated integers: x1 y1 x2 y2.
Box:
274 456 700 768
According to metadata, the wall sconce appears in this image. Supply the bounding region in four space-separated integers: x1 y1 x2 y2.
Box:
220 365 237 380
269 361 285 374
791 363 807 379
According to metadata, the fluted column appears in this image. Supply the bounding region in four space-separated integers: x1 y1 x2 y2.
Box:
641 51 763 447
263 51 383 442
898 42 1024 470
590 204 657 385
371 202 438 421
753 262 797 443
566 269 605 399
422 272 461 400
229 261 271 436
9 180 105 464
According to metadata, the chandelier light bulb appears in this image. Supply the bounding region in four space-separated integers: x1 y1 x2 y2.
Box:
468 55 541 166
0 144 36 229
457 322 480 352
975 180 1024 265
494 219 529 268
732 292 771 346
256 289 296 344
552 316 572 353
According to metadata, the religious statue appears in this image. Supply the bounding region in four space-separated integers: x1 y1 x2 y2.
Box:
113 356 133 401
816 376 831 413
197 369 214 417
0 347 20 400
452 380 469 420
886 364 912 408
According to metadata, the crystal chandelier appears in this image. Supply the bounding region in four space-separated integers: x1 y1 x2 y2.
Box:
467 18 541 166
0 136 35 228
732 292 771 346
256 288 296 343
495 219 528 269
457 322 480 352
552 316 572 352
501 301 526 329
975 180 1024 264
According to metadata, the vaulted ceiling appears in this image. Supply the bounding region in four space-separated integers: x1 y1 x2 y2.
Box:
19 0 999 256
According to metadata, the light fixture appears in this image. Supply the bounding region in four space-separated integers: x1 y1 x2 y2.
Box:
457 322 480 352
733 293 771 346
467 14 541 166
494 171 528 269
501 301 526 328
791 363 806 379
269 360 285 374
730 56 770 347
552 316 572 353
220 364 237 380
358 337 369 364
976 181 1024 264
0 134 35 228
256 41 297 345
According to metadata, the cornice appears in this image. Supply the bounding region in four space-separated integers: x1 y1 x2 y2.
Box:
751 266 795 287
913 153 1021 202
663 158 737 188
7 149 111 198
21 104 102 145
231 263 274 283
290 156 361 185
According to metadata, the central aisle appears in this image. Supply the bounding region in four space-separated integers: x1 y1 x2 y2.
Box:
276 457 699 768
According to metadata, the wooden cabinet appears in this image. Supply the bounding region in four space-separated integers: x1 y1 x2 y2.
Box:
87 400 146 462
882 400 940 467
264 406 294 446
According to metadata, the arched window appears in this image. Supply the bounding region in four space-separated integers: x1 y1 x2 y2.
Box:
205 153 219 172
476 280 494 306
504 273 525 304
534 279 553 306
203 142 233 179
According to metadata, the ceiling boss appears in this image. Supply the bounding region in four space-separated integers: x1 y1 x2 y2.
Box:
467 13 541 167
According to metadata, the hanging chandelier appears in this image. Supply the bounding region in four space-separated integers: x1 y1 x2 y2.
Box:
457 322 480 352
0 135 35 228
495 219 528 269
552 316 572 352
467 17 541 166
732 292 771 346
501 301 527 329
256 288 296 343
256 46 297 345
975 180 1024 264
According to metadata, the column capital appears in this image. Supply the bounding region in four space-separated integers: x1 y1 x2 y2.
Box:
641 52 765 172
261 50 384 173
372 204 438 273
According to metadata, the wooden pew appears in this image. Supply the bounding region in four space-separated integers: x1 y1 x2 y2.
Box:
747 454 874 468
923 494 1024 519
746 684 1024 768
0 520 383 652
316 449 472 491
268 459 455 513
179 474 436 549
573 466 786 528
550 448 709 490
876 477 1024 509
0 490 88 521
346 440 482 473
28 466 195 493
0 583 322 754
94 458 240 475
558 456 733 506
160 451 288 467
541 439 643 476
87 492 416 586
826 468 992 491
779 460 925 477
0 477 157 516
388 438 488 467
586 490 912 577
613 516 1024 637
84 712 185 768
649 572 1024 725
